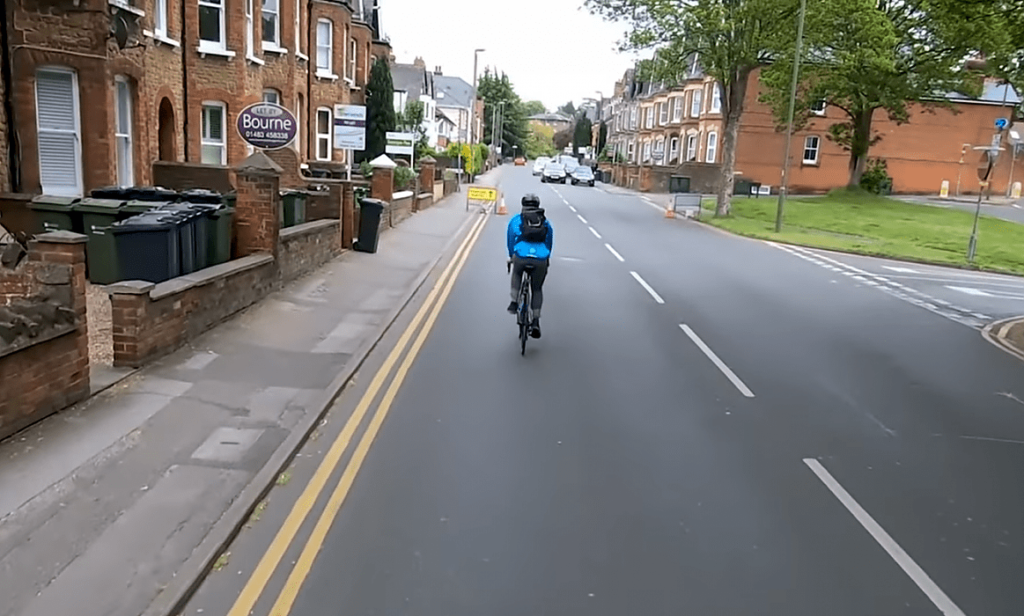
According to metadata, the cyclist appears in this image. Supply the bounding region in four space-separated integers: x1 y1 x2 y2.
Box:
506 194 554 338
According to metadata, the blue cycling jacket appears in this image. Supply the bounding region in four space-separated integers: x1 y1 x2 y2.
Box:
507 213 554 260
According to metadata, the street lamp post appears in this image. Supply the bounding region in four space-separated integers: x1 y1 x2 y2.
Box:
774 0 807 233
467 48 484 182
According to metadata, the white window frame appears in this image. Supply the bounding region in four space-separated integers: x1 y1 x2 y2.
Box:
705 131 718 163
262 88 280 104
669 136 679 162
347 38 357 84
811 99 827 115
642 140 651 162
114 76 134 188
672 97 683 122
627 140 635 162
245 0 255 59
200 101 227 166
686 133 697 161
803 135 820 164
630 107 637 130
689 53 699 75
315 19 335 78
711 83 722 113
36 67 83 197
154 0 168 37
294 0 306 59
659 101 668 125
690 89 702 118
198 0 227 52
262 0 285 52
645 107 653 129
315 107 332 161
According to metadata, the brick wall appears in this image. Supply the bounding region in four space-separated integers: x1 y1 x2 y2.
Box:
0 232 90 441
390 191 414 227
278 219 342 283
417 193 433 211
0 47 9 193
108 256 276 368
152 161 236 194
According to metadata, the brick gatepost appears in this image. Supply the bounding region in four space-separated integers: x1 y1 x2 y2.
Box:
234 151 283 258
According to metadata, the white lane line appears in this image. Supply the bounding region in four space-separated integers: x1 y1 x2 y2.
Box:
630 271 664 304
605 243 625 262
803 458 967 616
568 205 577 213
577 213 589 224
562 198 570 205
679 325 755 398
589 226 602 239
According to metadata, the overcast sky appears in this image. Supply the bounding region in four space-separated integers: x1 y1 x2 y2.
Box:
379 0 643 111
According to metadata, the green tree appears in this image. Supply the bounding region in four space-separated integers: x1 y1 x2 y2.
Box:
477 69 530 157
759 0 1012 187
522 100 547 117
557 101 577 117
525 124 557 159
586 0 800 216
365 56 397 162
598 121 608 154
573 116 593 155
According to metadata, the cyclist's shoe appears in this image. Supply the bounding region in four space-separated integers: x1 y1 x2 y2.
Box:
507 301 517 314
530 320 541 339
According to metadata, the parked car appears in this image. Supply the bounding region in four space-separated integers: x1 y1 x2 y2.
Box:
532 157 550 175
514 157 526 166
541 163 567 183
560 155 580 176
570 166 595 186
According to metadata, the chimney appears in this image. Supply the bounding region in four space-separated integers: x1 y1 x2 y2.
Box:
434 66 442 75
413 56 426 69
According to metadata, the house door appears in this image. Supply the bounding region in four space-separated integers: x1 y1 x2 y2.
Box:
35 68 83 196
158 98 176 161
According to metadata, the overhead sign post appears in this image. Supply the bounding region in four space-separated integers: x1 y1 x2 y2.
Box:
236 102 297 150
334 104 366 181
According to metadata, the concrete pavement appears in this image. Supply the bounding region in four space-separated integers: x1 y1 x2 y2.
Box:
179 166 1024 616
0 169 502 616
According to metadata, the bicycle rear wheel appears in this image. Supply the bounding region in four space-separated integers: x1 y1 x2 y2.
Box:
518 274 531 355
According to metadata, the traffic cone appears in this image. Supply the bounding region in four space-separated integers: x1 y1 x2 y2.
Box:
497 198 508 215
664 203 675 219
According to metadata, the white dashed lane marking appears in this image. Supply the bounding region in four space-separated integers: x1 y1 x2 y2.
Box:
605 244 625 262
577 214 588 224
589 227 602 239
630 271 664 304
767 242 991 328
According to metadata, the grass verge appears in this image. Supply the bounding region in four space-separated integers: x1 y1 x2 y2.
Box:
699 189 1024 276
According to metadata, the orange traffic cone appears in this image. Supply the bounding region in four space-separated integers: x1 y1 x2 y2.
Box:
497 198 508 215
664 203 675 219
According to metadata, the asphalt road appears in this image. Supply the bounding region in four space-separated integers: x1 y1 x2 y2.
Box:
896 195 1024 225
184 166 1024 616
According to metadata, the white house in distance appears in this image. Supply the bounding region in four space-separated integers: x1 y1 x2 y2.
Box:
433 69 475 144
390 57 438 149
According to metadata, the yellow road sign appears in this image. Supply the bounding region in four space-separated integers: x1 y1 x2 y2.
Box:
467 186 497 203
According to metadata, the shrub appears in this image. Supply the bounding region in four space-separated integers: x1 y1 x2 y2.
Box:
859 158 892 195
394 165 416 191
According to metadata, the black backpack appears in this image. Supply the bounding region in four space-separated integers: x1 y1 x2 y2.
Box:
520 208 548 243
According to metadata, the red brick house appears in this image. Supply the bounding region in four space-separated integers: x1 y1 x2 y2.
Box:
603 61 1021 196
0 0 390 197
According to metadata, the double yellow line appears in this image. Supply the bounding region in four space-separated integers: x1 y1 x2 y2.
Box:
226 211 490 616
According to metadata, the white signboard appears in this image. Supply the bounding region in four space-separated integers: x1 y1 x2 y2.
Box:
386 131 415 156
333 104 366 150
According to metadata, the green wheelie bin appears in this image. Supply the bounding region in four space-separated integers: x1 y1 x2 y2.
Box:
73 198 126 284
29 195 81 234
280 190 308 228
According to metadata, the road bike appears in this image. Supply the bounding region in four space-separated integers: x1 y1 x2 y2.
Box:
508 259 535 355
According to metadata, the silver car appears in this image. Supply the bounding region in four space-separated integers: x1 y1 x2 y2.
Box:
532 157 550 175
541 163 566 183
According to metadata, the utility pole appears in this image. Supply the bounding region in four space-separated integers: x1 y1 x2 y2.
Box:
774 0 807 233
469 49 484 147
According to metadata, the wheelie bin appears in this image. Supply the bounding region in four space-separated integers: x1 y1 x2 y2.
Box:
112 212 181 283
280 190 308 228
203 205 235 266
178 188 222 205
132 186 179 202
73 197 126 284
29 195 81 234
152 204 202 274
90 186 138 200
354 198 386 254
120 199 169 221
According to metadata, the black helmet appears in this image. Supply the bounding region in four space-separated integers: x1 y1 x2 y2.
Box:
522 193 541 208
